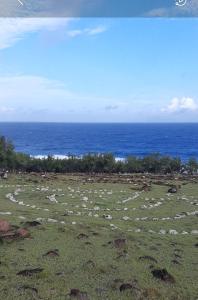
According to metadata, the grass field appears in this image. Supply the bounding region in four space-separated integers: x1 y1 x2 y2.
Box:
0 173 197 300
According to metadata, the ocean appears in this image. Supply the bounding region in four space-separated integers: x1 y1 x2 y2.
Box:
0 123 197 161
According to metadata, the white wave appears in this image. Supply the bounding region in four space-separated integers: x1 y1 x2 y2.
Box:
115 157 125 162
31 154 70 160
31 154 126 161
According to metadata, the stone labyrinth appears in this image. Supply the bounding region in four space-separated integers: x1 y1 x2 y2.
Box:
1 182 198 235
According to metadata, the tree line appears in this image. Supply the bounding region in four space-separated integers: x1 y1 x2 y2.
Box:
0 136 198 174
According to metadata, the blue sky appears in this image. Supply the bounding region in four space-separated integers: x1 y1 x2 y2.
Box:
0 18 198 122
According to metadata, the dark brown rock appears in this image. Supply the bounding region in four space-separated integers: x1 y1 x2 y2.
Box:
24 221 41 227
119 283 133 292
114 238 127 249
77 233 89 239
43 249 59 257
69 289 89 300
17 268 43 277
139 256 158 263
151 269 175 283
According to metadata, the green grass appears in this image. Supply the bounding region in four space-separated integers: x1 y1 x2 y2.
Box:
0 173 197 300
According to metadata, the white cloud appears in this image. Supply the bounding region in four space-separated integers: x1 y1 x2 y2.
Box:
0 18 69 49
0 19 107 50
0 106 14 113
87 26 107 35
162 97 198 113
67 25 107 38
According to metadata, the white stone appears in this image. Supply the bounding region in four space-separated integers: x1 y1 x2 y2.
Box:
123 216 130 221
169 229 178 235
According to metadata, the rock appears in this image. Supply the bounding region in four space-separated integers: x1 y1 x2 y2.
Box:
77 233 88 239
17 268 43 277
142 184 152 192
43 249 59 257
151 269 175 283
171 259 181 265
69 289 89 299
169 230 178 235
122 216 130 221
103 214 112 220
191 230 198 234
18 285 38 294
139 256 158 263
114 238 127 249
119 283 133 292
168 187 177 194
24 221 41 227
0 171 8 179
16 228 30 238
0 220 10 233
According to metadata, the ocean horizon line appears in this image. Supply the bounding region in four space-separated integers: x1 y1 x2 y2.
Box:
0 121 198 125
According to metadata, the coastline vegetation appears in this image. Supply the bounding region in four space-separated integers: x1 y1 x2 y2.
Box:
0 135 198 174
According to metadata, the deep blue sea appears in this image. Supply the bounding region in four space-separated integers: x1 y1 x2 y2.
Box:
0 123 197 161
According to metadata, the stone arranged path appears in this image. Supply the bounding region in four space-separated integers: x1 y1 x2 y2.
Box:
1 182 198 236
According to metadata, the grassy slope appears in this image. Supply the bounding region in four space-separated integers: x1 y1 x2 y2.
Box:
0 173 197 300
